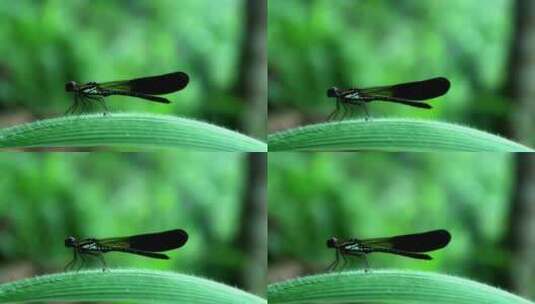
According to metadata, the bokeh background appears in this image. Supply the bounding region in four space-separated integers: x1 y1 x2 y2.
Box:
268 0 534 148
0 0 266 139
0 152 267 297
268 153 535 300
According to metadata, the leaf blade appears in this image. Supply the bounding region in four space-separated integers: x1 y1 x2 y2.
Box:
0 269 266 304
0 113 267 152
268 270 533 304
268 119 533 152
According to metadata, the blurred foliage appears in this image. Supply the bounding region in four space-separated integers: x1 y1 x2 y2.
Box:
0 0 254 134
0 152 250 289
268 0 512 132
268 153 513 286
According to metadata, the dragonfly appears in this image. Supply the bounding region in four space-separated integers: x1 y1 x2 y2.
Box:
326 77 451 120
326 229 451 271
64 229 188 271
64 71 189 114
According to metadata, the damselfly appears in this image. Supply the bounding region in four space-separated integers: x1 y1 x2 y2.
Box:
326 77 450 120
326 229 451 271
65 71 189 114
64 229 188 271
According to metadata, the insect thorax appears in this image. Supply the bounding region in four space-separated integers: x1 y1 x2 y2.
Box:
80 85 100 95
79 240 106 252
344 91 361 99
344 243 361 250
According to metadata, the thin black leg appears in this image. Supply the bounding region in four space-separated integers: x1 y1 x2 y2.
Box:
81 96 98 113
84 252 108 271
85 95 108 115
77 253 87 271
347 103 356 119
327 250 340 272
64 250 78 271
65 94 79 115
362 255 370 272
96 96 109 116
327 100 341 121
361 102 370 121
93 253 108 271
340 253 349 270
77 96 88 114
340 102 348 120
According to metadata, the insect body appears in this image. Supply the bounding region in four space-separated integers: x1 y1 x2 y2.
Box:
326 229 451 271
65 71 189 114
326 77 450 120
64 229 188 271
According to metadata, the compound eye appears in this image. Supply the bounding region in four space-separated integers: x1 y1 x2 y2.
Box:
326 237 337 248
326 87 338 97
65 81 76 92
65 236 76 247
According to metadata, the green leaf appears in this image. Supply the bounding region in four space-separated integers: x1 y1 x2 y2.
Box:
268 270 533 304
0 269 266 304
0 113 267 151
268 119 533 151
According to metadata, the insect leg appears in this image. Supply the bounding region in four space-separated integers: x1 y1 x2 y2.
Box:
362 255 370 272
327 99 341 121
95 253 107 272
339 101 348 120
347 252 370 272
77 253 87 271
327 249 340 272
360 102 370 121
341 253 349 270
64 104 73 116
347 103 356 119
96 96 109 116
82 95 101 114
327 110 335 121
65 94 78 115
335 100 341 120
64 249 78 271
74 94 87 114
75 95 89 114
85 95 108 115
86 252 108 271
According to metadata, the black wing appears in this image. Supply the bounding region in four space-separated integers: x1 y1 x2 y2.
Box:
359 77 450 101
99 229 189 252
100 72 190 95
360 229 451 253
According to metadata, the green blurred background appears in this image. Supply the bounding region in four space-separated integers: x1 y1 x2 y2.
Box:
0 152 266 296
268 0 534 147
268 153 535 300
0 0 266 139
